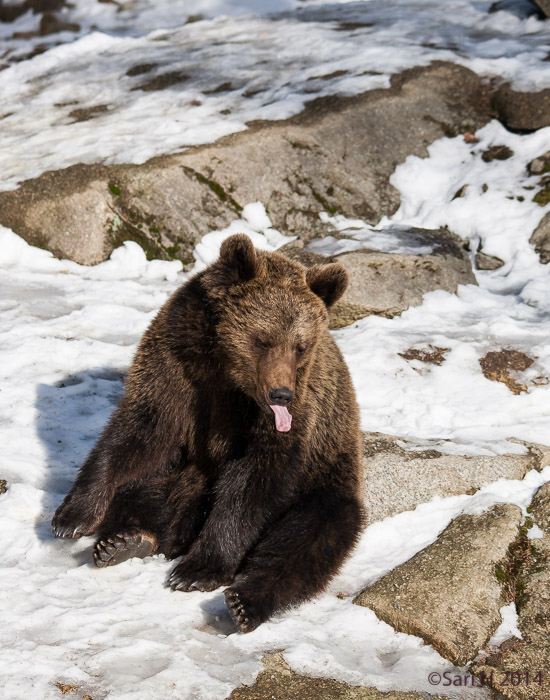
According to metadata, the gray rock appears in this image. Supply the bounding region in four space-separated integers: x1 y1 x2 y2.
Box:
280 228 477 328
492 85 550 131
354 504 523 667
362 433 542 523
227 652 453 700
26 0 67 11
331 244 475 326
481 145 514 162
532 0 550 17
283 227 476 328
0 1 27 21
532 480 550 529
39 12 80 35
528 150 550 176
529 212 550 264
475 251 504 270
472 482 550 699
0 62 492 265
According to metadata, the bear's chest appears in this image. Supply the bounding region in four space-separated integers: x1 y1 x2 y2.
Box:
185 387 253 466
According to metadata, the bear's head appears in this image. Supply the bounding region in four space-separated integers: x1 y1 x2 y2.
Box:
202 234 347 432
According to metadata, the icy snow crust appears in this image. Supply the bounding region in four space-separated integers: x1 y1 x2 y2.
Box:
1 120 550 697
1 0 550 189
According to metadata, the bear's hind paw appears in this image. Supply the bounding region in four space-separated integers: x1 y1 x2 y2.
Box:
224 588 260 634
93 530 157 568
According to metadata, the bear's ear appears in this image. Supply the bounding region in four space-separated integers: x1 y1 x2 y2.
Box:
306 263 348 308
218 234 258 284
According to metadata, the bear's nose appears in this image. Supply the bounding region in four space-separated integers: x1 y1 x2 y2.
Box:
268 387 294 405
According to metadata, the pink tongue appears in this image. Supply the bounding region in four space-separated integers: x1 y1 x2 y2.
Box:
270 405 292 432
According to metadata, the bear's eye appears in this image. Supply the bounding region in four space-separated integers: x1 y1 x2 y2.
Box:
296 344 307 355
255 338 271 350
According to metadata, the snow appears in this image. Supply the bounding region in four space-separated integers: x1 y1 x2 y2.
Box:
527 522 545 539
2 0 550 698
320 121 550 455
192 202 294 272
485 603 523 648
1 0 550 189
1 186 549 696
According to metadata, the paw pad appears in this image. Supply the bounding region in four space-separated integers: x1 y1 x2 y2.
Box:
93 530 156 568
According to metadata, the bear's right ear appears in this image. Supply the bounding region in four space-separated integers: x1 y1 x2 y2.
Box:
218 234 258 284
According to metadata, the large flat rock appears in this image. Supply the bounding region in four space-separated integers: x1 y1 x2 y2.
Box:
354 504 523 666
227 652 452 700
282 226 477 327
0 62 492 265
472 482 550 699
362 433 542 523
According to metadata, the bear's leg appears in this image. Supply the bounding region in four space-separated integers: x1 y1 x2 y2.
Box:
92 469 210 567
167 458 282 593
224 490 364 633
52 398 184 539
159 466 211 560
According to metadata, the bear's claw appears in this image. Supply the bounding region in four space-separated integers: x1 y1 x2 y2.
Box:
167 563 232 592
224 588 259 634
93 530 157 568
52 524 85 539
52 497 101 539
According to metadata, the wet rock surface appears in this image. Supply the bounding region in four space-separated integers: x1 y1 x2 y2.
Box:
0 62 492 265
361 433 542 523
472 482 550 699
354 504 523 667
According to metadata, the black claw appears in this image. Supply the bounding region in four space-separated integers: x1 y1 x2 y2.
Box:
225 589 260 634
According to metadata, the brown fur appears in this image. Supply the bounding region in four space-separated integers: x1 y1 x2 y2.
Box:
52 234 365 632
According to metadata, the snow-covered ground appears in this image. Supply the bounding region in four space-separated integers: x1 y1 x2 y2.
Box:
2 202 549 700
1 0 550 189
1 1 550 698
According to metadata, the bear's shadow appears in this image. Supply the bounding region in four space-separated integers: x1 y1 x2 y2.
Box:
35 365 126 548
199 594 238 636
35 367 240 635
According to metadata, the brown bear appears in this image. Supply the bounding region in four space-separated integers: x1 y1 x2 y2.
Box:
52 234 365 632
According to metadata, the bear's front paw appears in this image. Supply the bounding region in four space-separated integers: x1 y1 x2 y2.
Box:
167 559 234 593
51 496 101 539
224 587 263 634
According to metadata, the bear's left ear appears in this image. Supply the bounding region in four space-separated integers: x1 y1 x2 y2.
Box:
306 263 348 308
218 234 258 284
